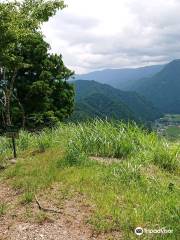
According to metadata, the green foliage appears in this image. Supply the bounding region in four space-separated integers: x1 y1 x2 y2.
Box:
21 191 34 204
66 120 155 158
112 162 142 183
59 148 89 167
0 120 179 239
64 120 179 173
165 126 180 140
132 60 180 114
0 0 65 66
69 80 162 123
0 203 7 216
14 47 75 128
153 145 179 172
0 0 74 128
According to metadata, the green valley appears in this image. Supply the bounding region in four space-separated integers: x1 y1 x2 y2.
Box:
154 114 180 140
69 80 162 123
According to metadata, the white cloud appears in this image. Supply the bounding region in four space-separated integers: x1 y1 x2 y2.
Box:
42 0 180 73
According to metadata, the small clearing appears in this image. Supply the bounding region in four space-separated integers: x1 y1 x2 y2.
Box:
0 182 121 240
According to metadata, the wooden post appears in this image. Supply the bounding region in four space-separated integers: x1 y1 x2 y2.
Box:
12 135 17 158
4 125 19 159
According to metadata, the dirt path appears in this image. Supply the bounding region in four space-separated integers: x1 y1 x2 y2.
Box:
0 182 121 240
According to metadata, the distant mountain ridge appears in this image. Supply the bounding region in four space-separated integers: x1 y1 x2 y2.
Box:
130 59 180 114
74 60 180 114
69 80 162 122
75 64 164 90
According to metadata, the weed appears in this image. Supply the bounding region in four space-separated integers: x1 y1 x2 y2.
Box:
21 191 34 205
0 203 7 216
34 211 50 224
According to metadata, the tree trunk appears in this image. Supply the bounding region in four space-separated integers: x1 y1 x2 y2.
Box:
4 68 17 126
5 90 11 126
1 110 5 127
16 97 26 129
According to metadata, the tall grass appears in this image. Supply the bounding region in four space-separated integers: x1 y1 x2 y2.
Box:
0 120 179 172
65 120 179 173
0 119 179 239
0 122 74 162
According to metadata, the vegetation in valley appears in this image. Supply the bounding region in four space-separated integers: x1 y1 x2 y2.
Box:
165 126 180 140
75 59 180 117
0 120 179 239
154 114 180 141
70 80 162 123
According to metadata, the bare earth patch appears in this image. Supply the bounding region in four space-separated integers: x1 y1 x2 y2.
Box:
0 182 121 240
90 156 122 165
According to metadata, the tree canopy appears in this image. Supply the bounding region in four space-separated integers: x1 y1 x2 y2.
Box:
0 0 74 129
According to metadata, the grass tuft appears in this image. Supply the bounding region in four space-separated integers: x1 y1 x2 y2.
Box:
153 145 179 172
21 191 34 205
0 203 7 216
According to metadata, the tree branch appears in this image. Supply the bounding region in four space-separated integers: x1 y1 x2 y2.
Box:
35 195 62 214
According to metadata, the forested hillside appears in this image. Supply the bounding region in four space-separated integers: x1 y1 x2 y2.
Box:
75 60 180 115
69 80 162 122
130 60 180 113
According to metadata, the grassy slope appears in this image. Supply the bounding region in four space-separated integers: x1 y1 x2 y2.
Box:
0 120 179 239
165 126 180 140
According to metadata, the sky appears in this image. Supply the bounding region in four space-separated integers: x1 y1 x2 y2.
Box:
42 0 180 74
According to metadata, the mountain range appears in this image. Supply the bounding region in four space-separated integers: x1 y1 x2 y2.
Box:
73 59 180 117
129 60 180 114
75 64 164 90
